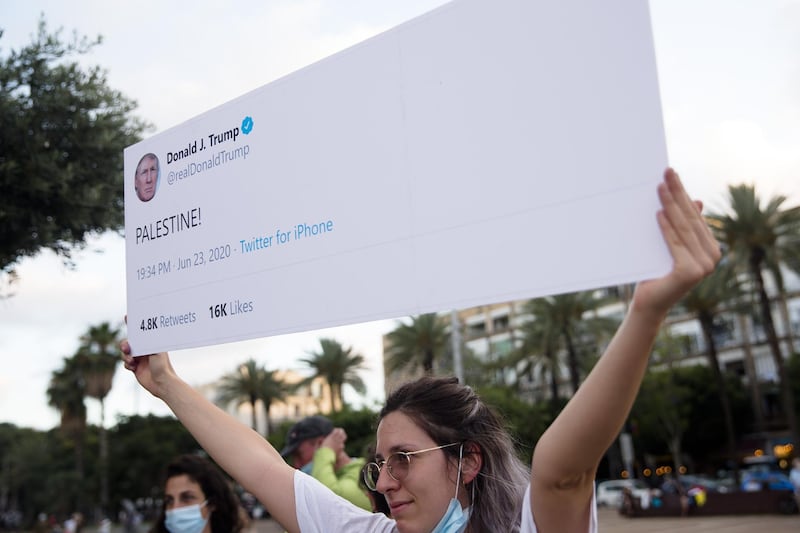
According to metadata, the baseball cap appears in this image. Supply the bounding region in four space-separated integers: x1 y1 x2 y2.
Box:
279 415 334 457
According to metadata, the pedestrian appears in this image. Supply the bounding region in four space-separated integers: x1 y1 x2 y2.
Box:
790 457 800 510
63 513 82 533
122 168 720 532
151 454 247 533
280 416 372 511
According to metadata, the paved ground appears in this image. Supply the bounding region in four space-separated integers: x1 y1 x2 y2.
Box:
251 507 800 532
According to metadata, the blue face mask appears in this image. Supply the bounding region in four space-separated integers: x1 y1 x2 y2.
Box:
300 461 314 475
431 498 470 533
431 444 471 533
164 502 208 533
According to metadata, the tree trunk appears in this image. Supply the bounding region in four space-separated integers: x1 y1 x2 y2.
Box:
97 398 110 519
547 349 560 416
738 313 765 433
424 349 434 374
263 401 272 437
778 294 796 353
563 329 580 394
752 259 799 445
699 315 740 483
248 397 258 432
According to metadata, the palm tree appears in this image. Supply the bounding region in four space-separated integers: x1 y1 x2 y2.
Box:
385 313 450 376
708 184 800 444
47 356 87 512
681 263 743 482
523 292 619 395
515 298 563 415
301 338 367 412
76 321 121 516
258 369 289 436
216 359 266 432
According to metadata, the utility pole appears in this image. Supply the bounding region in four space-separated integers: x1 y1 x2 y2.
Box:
451 309 464 383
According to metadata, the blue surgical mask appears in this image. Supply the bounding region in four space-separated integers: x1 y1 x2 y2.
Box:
431 444 471 533
300 461 314 475
431 498 470 533
164 501 208 533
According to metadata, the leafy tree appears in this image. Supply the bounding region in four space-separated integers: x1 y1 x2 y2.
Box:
634 331 699 474
385 313 450 375
46 356 88 512
300 338 367 413
632 367 693 474
76 322 121 515
505 299 562 415
107 415 201 517
681 263 743 481
708 184 800 444
0 18 148 279
476 385 551 462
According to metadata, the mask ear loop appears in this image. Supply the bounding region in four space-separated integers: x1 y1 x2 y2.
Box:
454 443 464 500
470 476 476 505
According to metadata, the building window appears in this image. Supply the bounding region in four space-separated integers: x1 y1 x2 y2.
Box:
492 315 509 332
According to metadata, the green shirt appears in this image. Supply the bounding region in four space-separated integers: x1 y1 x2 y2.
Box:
310 447 372 511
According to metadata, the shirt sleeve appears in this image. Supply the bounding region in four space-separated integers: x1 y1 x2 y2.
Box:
294 470 396 533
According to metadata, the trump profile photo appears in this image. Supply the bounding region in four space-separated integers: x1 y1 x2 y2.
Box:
134 153 159 202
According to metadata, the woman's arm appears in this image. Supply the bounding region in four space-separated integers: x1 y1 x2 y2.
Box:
120 343 300 532
529 168 721 533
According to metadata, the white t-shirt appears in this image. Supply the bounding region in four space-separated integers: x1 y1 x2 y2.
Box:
294 471 598 532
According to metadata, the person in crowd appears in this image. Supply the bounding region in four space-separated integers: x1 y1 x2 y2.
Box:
361 444 392 516
63 512 82 533
151 454 247 533
281 416 371 511
790 457 800 510
123 168 720 532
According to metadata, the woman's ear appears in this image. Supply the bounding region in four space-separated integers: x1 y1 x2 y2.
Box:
461 443 483 485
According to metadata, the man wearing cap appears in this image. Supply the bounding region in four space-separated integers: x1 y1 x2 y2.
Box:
280 415 371 511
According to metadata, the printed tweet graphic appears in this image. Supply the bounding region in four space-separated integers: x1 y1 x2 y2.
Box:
123 0 670 355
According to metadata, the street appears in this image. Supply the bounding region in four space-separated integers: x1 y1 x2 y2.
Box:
251 507 799 532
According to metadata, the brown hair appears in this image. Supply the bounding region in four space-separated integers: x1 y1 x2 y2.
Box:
380 376 529 532
152 454 246 533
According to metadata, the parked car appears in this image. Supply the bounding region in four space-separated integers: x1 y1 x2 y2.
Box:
661 474 733 494
596 479 651 508
740 470 794 492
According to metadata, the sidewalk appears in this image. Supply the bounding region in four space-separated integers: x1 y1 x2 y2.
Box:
251 508 799 532
597 507 798 532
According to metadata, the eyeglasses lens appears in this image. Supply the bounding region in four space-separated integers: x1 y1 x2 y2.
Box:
364 453 412 491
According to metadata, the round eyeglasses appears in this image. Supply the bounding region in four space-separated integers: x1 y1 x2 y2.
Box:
363 442 461 491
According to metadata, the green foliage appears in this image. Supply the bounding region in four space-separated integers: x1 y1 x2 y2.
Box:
518 292 619 396
385 313 450 375
215 359 291 435
707 183 800 443
0 18 149 274
107 415 201 508
300 338 367 412
0 415 199 528
631 365 752 468
475 385 550 461
328 408 380 459
268 408 379 462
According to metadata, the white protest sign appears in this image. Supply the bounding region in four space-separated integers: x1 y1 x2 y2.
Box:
124 0 670 355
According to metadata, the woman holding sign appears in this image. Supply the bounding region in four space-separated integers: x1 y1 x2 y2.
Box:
122 168 720 532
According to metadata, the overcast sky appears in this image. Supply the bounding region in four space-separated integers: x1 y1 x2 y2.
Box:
1 0 799 431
